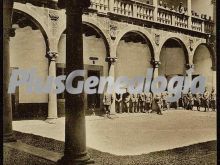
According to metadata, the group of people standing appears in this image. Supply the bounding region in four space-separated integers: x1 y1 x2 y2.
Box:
102 87 216 118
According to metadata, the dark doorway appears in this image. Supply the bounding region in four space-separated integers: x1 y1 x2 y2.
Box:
87 70 101 109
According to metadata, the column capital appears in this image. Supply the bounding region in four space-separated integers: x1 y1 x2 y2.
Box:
3 27 15 38
151 59 161 68
106 57 118 64
185 63 195 75
185 63 194 69
46 51 58 61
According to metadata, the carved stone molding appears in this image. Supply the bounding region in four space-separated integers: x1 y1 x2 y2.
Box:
49 13 59 21
155 34 160 46
49 10 60 35
109 24 117 40
3 28 15 38
189 39 194 51
185 63 195 70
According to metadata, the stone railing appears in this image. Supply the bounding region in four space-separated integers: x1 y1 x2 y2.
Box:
174 12 188 28
113 0 133 17
157 8 172 25
90 0 109 13
88 0 214 34
191 17 203 32
136 3 154 21
204 21 214 34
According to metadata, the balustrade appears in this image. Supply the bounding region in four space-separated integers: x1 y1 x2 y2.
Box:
174 13 188 28
88 0 213 34
136 3 154 21
112 0 132 16
90 0 109 12
157 8 172 25
191 17 203 32
204 21 214 34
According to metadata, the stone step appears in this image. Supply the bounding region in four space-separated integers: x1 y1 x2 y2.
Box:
4 141 63 163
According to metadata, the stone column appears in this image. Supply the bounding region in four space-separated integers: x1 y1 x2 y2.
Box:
151 59 160 79
153 0 158 22
109 0 114 12
106 56 118 115
3 0 16 143
57 0 94 164
184 63 194 93
187 0 192 29
150 58 161 92
46 51 58 122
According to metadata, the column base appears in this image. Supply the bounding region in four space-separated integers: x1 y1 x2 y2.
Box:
57 154 95 165
3 133 16 143
45 118 57 124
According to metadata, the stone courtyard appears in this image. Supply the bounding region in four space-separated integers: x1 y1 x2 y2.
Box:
13 110 216 156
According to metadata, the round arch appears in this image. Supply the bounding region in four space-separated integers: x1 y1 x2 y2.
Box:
58 21 110 57
115 30 155 79
82 22 110 57
159 37 189 63
193 43 216 89
115 27 156 57
158 37 189 77
13 5 50 51
193 43 216 70
10 8 50 105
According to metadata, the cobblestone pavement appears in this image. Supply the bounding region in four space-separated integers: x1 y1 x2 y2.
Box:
13 110 216 156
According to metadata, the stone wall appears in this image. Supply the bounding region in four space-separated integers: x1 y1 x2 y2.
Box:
193 45 214 90
10 27 48 104
115 40 152 79
159 47 186 76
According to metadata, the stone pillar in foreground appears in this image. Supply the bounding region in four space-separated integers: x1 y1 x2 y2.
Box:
46 51 58 122
3 0 16 143
106 57 118 115
57 0 94 164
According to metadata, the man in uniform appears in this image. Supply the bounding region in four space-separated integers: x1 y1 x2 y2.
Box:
145 92 152 113
161 92 169 111
103 92 113 118
137 94 142 113
131 93 138 113
186 91 194 110
210 88 216 111
177 2 185 14
203 87 210 112
115 93 123 113
154 94 163 115
123 91 130 113
194 93 202 111
140 93 146 113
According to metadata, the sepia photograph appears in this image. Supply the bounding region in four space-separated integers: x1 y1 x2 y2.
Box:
3 0 217 164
